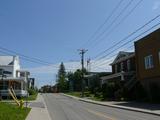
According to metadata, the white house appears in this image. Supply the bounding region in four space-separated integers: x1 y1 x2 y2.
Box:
0 56 29 97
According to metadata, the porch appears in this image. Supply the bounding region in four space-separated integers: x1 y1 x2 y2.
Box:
0 77 27 97
101 71 136 84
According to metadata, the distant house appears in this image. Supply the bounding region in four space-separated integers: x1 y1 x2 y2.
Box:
0 56 29 97
84 72 112 88
135 28 160 97
101 51 136 89
29 78 35 89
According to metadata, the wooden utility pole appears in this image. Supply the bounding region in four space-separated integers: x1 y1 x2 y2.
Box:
87 58 91 72
78 49 88 97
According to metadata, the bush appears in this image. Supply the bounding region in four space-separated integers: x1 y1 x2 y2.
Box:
28 89 37 95
101 83 115 100
130 82 148 101
84 91 90 97
114 89 123 101
150 83 160 102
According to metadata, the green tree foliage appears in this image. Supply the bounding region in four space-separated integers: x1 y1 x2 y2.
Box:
67 69 88 92
102 81 122 100
73 69 83 91
67 72 74 92
57 62 68 92
88 75 100 93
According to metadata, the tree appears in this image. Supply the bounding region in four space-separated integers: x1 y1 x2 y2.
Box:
73 69 82 91
88 74 101 94
57 62 68 92
67 72 74 92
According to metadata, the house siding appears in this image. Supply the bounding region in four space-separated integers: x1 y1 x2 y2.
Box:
112 56 135 74
0 56 28 97
135 28 160 90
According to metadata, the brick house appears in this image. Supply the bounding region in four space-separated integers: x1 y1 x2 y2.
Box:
135 28 160 99
101 51 136 90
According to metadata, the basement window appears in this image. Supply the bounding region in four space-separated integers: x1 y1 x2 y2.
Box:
144 55 154 69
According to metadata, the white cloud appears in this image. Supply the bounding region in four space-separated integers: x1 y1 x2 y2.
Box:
25 47 134 87
152 1 160 10
26 60 111 75
26 62 81 74
25 60 112 88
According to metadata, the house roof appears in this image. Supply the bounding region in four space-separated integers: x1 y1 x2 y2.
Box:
0 56 19 65
110 51 135 65
135 28 160 44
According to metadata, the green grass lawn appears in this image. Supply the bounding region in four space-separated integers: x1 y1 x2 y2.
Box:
22 93 38 101
27 93 38 101
0 102 31 120
66 92 81 97
66 92 103 101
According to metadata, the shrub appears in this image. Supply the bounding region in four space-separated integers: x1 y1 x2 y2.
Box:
150 83 160 102
101 82 116 100
28 89 37 95
114 89 123 101
84 91 90 97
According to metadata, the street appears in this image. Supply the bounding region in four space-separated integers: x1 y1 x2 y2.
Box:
42 93 160 120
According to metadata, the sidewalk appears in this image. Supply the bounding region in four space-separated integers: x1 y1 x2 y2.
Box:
63 93 160 116
26 93 51 120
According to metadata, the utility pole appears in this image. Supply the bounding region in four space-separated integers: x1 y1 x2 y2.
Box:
78 49 88 97
87 58 91 72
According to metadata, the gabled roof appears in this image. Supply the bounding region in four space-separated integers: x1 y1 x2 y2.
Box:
0 56 19 66
110 51 135 65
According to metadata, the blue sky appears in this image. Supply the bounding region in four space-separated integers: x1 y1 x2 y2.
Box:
0 0 160 88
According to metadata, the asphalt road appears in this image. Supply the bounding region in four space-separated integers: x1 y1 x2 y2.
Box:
43 93 160 120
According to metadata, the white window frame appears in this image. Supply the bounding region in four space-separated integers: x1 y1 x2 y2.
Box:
144 55 154 69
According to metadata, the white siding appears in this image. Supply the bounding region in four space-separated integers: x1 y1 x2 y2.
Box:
13 56 20 77
0 66 13 77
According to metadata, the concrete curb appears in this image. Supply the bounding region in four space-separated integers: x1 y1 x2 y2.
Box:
62 93 160 117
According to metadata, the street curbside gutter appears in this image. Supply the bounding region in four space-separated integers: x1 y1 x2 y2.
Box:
62 93 160 117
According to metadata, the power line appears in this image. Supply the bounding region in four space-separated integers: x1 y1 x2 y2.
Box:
98 22 160 61
90 0 144 50
0 49 51 66
85 0 134 49
92 14 160 60
91 22 160 69
0 46 53 65
0 48 81 71
0 49 81 72
92 45 134 68
80 0 124 48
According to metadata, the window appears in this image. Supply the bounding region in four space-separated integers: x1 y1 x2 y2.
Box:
127 60 131 71
120 62 124 71
0 69 3 75
144 55 154 69
115 64 118 73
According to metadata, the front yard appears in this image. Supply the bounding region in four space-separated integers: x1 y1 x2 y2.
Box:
66 92 103 101
0 102 31 120
22 92 38 101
